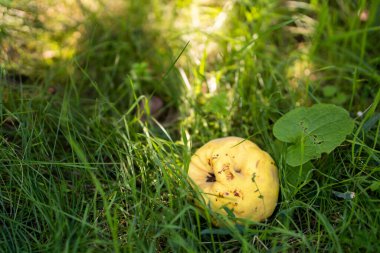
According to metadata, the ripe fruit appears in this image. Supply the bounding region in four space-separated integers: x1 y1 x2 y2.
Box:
188 137 279 223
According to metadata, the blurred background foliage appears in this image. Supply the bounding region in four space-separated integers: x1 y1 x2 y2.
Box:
1 0 379 162
2 0 379 107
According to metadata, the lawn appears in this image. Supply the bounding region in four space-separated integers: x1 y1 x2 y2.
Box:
1 0 380 252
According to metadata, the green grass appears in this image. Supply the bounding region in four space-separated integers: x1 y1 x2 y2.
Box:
1 0 380 252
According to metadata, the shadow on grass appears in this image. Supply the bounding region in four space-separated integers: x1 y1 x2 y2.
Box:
73 2 184 117
1 1 185 125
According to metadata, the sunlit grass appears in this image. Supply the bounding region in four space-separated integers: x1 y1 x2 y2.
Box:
1 0 380 252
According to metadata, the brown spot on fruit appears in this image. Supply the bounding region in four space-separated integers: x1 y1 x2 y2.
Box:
212 154 219 159
234 167 241 173
256 160 260 168
224 192 229 196
233 190 240 197
226 172 234 180
218 164 231 174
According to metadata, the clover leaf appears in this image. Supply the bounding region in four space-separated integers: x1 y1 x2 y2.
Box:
273 104 354 166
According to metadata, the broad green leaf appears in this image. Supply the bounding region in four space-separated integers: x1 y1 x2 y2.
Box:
322 85 338 97
273 104 354 166
331 92 349 105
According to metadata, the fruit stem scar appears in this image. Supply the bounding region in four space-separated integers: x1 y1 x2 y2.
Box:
206 173 216 182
